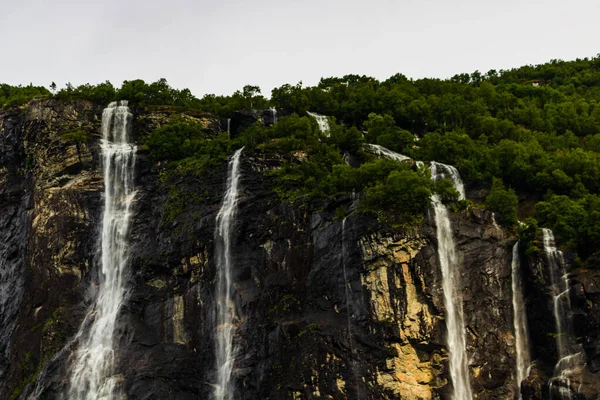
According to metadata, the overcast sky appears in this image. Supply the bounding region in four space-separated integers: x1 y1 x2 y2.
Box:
1 0 598 97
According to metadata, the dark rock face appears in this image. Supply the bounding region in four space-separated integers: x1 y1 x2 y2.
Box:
230 109 278 138
1 99 600 399
451 211 516 399
0 108 28 382
0 99 103 399
230 109 259 138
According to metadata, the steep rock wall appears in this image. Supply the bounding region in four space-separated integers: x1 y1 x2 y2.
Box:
0 99 599 399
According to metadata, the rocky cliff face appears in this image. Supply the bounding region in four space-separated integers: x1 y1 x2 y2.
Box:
0 99 599 399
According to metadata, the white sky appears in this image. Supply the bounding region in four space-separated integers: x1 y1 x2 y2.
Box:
1 0 599 97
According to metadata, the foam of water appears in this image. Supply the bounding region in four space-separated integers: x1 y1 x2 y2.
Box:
306 111 330 136
511 242 531 398
214 148 244 400
428 161 472 399
432 193 473 400
542 228 581 399
364 143 411 163
430 161 466 200
68 101 137 400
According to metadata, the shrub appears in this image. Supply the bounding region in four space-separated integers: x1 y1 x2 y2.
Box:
486 178 518 226
147 120 207 161
363 169 432 225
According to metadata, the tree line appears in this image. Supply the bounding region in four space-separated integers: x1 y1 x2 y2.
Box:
2 55 600 264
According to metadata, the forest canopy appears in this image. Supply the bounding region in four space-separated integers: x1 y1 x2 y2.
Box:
3 54 600 263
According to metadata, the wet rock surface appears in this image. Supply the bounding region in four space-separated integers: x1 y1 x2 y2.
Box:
1 99 600 399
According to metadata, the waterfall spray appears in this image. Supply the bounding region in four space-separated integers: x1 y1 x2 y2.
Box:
68 101 136 400
511 241 531 398
214 148 244 400
431 162 472 399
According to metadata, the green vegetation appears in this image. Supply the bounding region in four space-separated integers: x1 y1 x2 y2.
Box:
261 55 600 261
4 55 600 261
534 193 600 260
1 83 50 108
486 178 518 226
146 119 229 224
362 168 432 225
147 113 452 227
147 120 209 161
364 112 414 153
50 79 271 114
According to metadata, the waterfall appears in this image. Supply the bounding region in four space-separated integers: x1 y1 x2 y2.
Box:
511 241 530 398
542 228 581 399
430 161 466 200
270 107 278 124
214 148 244 400
341 218 361 398
364 143 411 163
226 118 231 136
431 164 472 399
68 101 137 399
491 213 500 231
306 111 330 136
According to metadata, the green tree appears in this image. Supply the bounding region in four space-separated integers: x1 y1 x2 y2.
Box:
243 85 261 108
146 120 206 161
486 178 518 226
364 113 413 153
363 168 432 225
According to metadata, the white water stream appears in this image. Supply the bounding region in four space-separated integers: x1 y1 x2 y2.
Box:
511 241 530 398
68 101 137 400
364 143 411 163
270 107 278 124
306 111 330 136
431 161 466 200
542 228 582 399
214 148 244 400
431 162 471 399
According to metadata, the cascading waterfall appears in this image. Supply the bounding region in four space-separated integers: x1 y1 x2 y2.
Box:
227 118 231 136
430 162 472 400
68 101 136 399
270 107 278 124
542 228 581 399
431 161 466 200
306 111 330 136
341 218 361 398
511 241 530 398
491 213 501 232
364 143 411 163
214 148 244 400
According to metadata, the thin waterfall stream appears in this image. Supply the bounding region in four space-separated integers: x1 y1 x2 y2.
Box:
306 111 330 136
542 228 582 399
511 241 530 398
214 148 244 400
364 143 411 163
430 162 472 400
270 107 278 124
68 101 137 400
